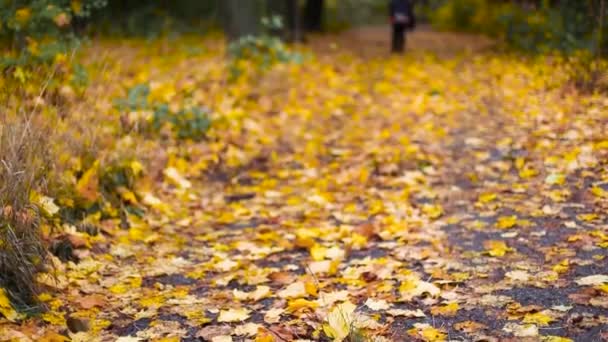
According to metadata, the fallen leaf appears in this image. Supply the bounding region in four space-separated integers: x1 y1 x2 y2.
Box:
386 308 426 318
278 281 307 299
502 323 538 337
323 301 357 342
364 298 391 311
407 323 447 341
217 308 251 323
575 275 608 286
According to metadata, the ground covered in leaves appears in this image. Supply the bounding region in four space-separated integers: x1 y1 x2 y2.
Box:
2 28 608 341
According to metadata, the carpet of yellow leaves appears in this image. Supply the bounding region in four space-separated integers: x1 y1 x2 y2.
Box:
2 28 608 341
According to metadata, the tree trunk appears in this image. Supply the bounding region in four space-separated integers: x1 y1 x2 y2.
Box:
220 0 262 41
286 0 305 42
304 0 324 32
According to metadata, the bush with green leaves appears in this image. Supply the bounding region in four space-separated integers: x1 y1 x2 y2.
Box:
115 83 212 142
228 16 303 80
428 0 608 54
0 0 108 67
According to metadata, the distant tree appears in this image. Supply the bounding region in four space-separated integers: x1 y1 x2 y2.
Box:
304 0 324 32
220 0 263 40
286 0 305 41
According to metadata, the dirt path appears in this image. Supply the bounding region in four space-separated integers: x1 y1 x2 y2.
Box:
3 28 608 341
310 25 496 58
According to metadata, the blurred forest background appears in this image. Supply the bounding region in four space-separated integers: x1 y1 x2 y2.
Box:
2 0 608 67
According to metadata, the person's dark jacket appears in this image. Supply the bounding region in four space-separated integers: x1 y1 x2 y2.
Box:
389 0 416 30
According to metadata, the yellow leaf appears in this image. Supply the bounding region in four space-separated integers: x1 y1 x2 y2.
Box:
545 173 565 185
578 213 599 222
156 338 180 342
286 298 319 313
430 302 459 316
478 192 497 203
522 311 554 326
42 311 66 326
484 240 512 257
542 337 573 342
552 260 569 273
218 308 251 323
233 285 271 302
422 204 443 219
31 193 60 216
0 288 19 322
255 330 275 342
407 323 447 342
323 301 356 341
163 167 191 189
310 244 327 261
350 233 368 249
591 186 608 199
278 281 307 299
130 160 144 175
117 187 138 204
15 8 31 25
305 281 318 297
109 283 128 295
496 215 517 229
519 167 538 179
76 162 100 203
139 295 165 307
597 284 608 293
399 275 440 301
71 0 83 14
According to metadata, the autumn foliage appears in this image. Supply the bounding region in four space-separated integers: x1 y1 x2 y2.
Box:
2 1 608 341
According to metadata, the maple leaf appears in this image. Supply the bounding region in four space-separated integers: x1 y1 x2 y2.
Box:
590 186 608 198
502 323 538 337
496 215 518 229
278 281 307 299
478 192 497 203
364 298 391 311
407 323 447 341
399 275 441 301
430 302 459 316
217 308 251 323
522 311 554 326
31 193 60 216
286 299 319 313
323 301 357 342
422 204 443 219
484 240 513 257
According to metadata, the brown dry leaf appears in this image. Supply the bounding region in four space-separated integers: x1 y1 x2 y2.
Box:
79 294 106 309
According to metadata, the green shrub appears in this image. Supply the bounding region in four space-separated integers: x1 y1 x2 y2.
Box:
0 0 108 67
115 83 212 142
428 0 608 54
228 16 303 80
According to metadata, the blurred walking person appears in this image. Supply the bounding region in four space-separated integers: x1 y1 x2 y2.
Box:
389 0 416 53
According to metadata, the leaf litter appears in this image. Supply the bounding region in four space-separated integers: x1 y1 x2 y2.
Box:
1 29 608 341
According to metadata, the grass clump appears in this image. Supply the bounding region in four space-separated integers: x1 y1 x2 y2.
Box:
0 112 52 309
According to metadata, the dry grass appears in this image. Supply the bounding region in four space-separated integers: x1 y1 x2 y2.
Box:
0 111 52 307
